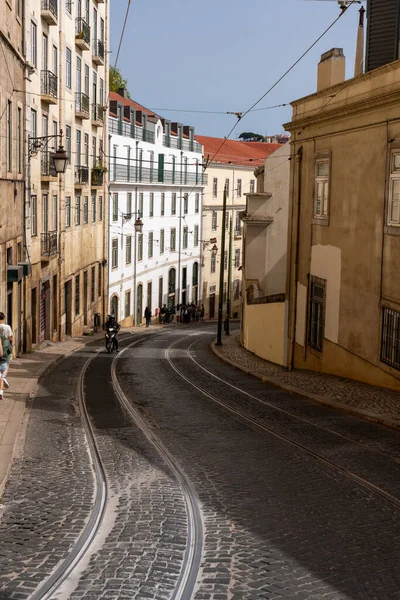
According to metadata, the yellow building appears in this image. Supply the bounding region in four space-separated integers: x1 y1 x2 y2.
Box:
285 48 400 390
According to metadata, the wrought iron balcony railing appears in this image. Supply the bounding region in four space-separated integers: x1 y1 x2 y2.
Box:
91 168 104 186
41 0 57 23
41 231 58 258
75 18 90 46
41 70 57 101
41 152 57 178
75 165 89 185
93 39 105 63
92 103 104 123
75 92 90 118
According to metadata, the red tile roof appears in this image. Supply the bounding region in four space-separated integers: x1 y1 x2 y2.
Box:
196 135 281 166
109 92 161 121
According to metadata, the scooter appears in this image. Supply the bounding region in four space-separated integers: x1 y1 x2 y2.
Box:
105 325 118 353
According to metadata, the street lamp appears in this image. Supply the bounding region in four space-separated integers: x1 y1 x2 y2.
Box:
51 145 69 174
29 129 68 175
211 244 218 257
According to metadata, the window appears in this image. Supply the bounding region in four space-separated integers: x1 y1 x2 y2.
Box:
111 238 118 268
52 195 58 231
212 211 217 231
315 159 329 219
195 193 199 214
224 250 228 270
149 151 154 182
381 307 400 370
66 0 72 13
91 194 96 222
31 195 37 236
388 153 400 226
183 227 188 249
194 224 199 247
66 47 71 88
76 196 81 225
126 236 132 264
193 262 199 286
127 192 132 216
183 157 188 184
225 210 229 230
160 229 164 254
84 64 89 96
98 264 102 298
233 279 240 300
83 196 88 224
225 179 230 197
161 193 165 216
250 179 255 194
183 193 188 214
148 232 154 258
171 193 176 215
150 193 154 217
147 281 152 312
98 195 103 221
84 133 89 166
170 228 176 251
112 193 118 221
158 154 165 183
42 195 48 233
65 196 71 228
235 212 241 234
211 254 216 274
125 291 131 318
308 276 326 352
138 233 143 261
213 178 218 197
138 193 143 218
31 21 37 67
237 179 242 197
66 125 71 162
76 130 81 166
92 136 97 163
172 155 176 184
91 267 95 303
31 109 37 139
7 101 12 172
75 275 80 316
235 248 240 268
17 107 22 174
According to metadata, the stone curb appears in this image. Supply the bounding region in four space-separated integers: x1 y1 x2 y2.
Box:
211 341 400 433
0 333 104 500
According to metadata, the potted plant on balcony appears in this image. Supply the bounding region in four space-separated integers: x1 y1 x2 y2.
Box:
92 163 107 185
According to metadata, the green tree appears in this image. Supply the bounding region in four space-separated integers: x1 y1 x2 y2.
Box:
238 132 265 142
109 67 131 97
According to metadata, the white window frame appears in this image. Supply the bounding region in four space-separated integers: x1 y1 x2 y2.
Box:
314 158 330 219
388 152 400 226
111 238 118 269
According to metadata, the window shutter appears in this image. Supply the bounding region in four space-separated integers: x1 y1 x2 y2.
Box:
366 0 400 72
158 153 164 182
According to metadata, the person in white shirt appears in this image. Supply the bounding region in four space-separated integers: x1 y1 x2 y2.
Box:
0 312 13 391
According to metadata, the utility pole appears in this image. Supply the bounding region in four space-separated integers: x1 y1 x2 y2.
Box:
226 211 233 335
216 186 227 345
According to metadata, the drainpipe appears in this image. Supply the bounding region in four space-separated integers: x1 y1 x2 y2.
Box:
288 145 303 371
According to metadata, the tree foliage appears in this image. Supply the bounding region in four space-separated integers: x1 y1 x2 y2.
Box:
109 67 131 97
238 132 265 142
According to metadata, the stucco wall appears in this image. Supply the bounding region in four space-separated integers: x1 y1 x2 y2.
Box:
243 302 286 366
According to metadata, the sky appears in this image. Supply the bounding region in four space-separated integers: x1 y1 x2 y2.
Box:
110 0 363 139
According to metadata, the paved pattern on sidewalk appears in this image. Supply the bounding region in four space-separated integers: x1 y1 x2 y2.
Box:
215 333 400 426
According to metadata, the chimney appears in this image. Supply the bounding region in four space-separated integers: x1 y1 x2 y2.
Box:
354 7 365 77
317 48 345 92
117 87 127 98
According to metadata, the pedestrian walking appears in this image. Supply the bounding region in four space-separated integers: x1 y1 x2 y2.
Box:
0 336 5 400
0 312 13 391
144 306 151 327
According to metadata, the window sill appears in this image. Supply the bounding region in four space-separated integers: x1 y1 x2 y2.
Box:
312 217 329 227
384 224 400 236
307 344 323 359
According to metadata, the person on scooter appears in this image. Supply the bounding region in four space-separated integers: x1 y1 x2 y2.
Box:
105 314 120 352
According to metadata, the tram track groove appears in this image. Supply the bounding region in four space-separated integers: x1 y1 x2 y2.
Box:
111 337 204 600
165 335 400 513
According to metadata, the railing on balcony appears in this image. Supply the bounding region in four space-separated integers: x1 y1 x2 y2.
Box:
93 39 105 62
91 168 104 186
76 92 90 118
163 134 203 153
41 152 57 177
75 18 90 46
41 231 58 258
110 163 208 186
108 118 156 145
75 165 89 185
41 70 57 100
41 0 57 22
92 103 104 123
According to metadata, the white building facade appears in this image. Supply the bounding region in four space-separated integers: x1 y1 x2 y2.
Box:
108 92 205 326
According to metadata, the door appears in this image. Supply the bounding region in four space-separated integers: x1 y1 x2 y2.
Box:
53 275 57 333
65 280 72 336
93 7 98 44
136 284 143 325
111 295 118 321
42 34 48 71
40 283 49 342
32 287 37 345
168 268 176 309
83 271 88 326
158 277 163 312
17 281 22 356
209 294 215 319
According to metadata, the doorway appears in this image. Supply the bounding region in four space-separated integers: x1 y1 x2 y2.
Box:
32 287 37 345
209 294 216 319
40 282 50 342
64 280 72 336
110 295 119 321
136 284 143 325
83 271 88 326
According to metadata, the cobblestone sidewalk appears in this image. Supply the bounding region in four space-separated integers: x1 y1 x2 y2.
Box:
213 332 400 431
0 325 162 498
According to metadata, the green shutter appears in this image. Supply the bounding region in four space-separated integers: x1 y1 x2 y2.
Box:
158 154 164 182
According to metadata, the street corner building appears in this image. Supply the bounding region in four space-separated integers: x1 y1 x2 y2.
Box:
108 91 205 326
284 34 400 390
196 135 280 321
24 0 109 347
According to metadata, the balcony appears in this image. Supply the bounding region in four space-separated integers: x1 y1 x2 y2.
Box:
75 92 90 118
41 70 58 104
41 152 57 181
92 103 104 126
41 232 58 261
75 166 89 187
91 167 104 187
75 18 90 50
92 40 105 65
41 0 57 25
